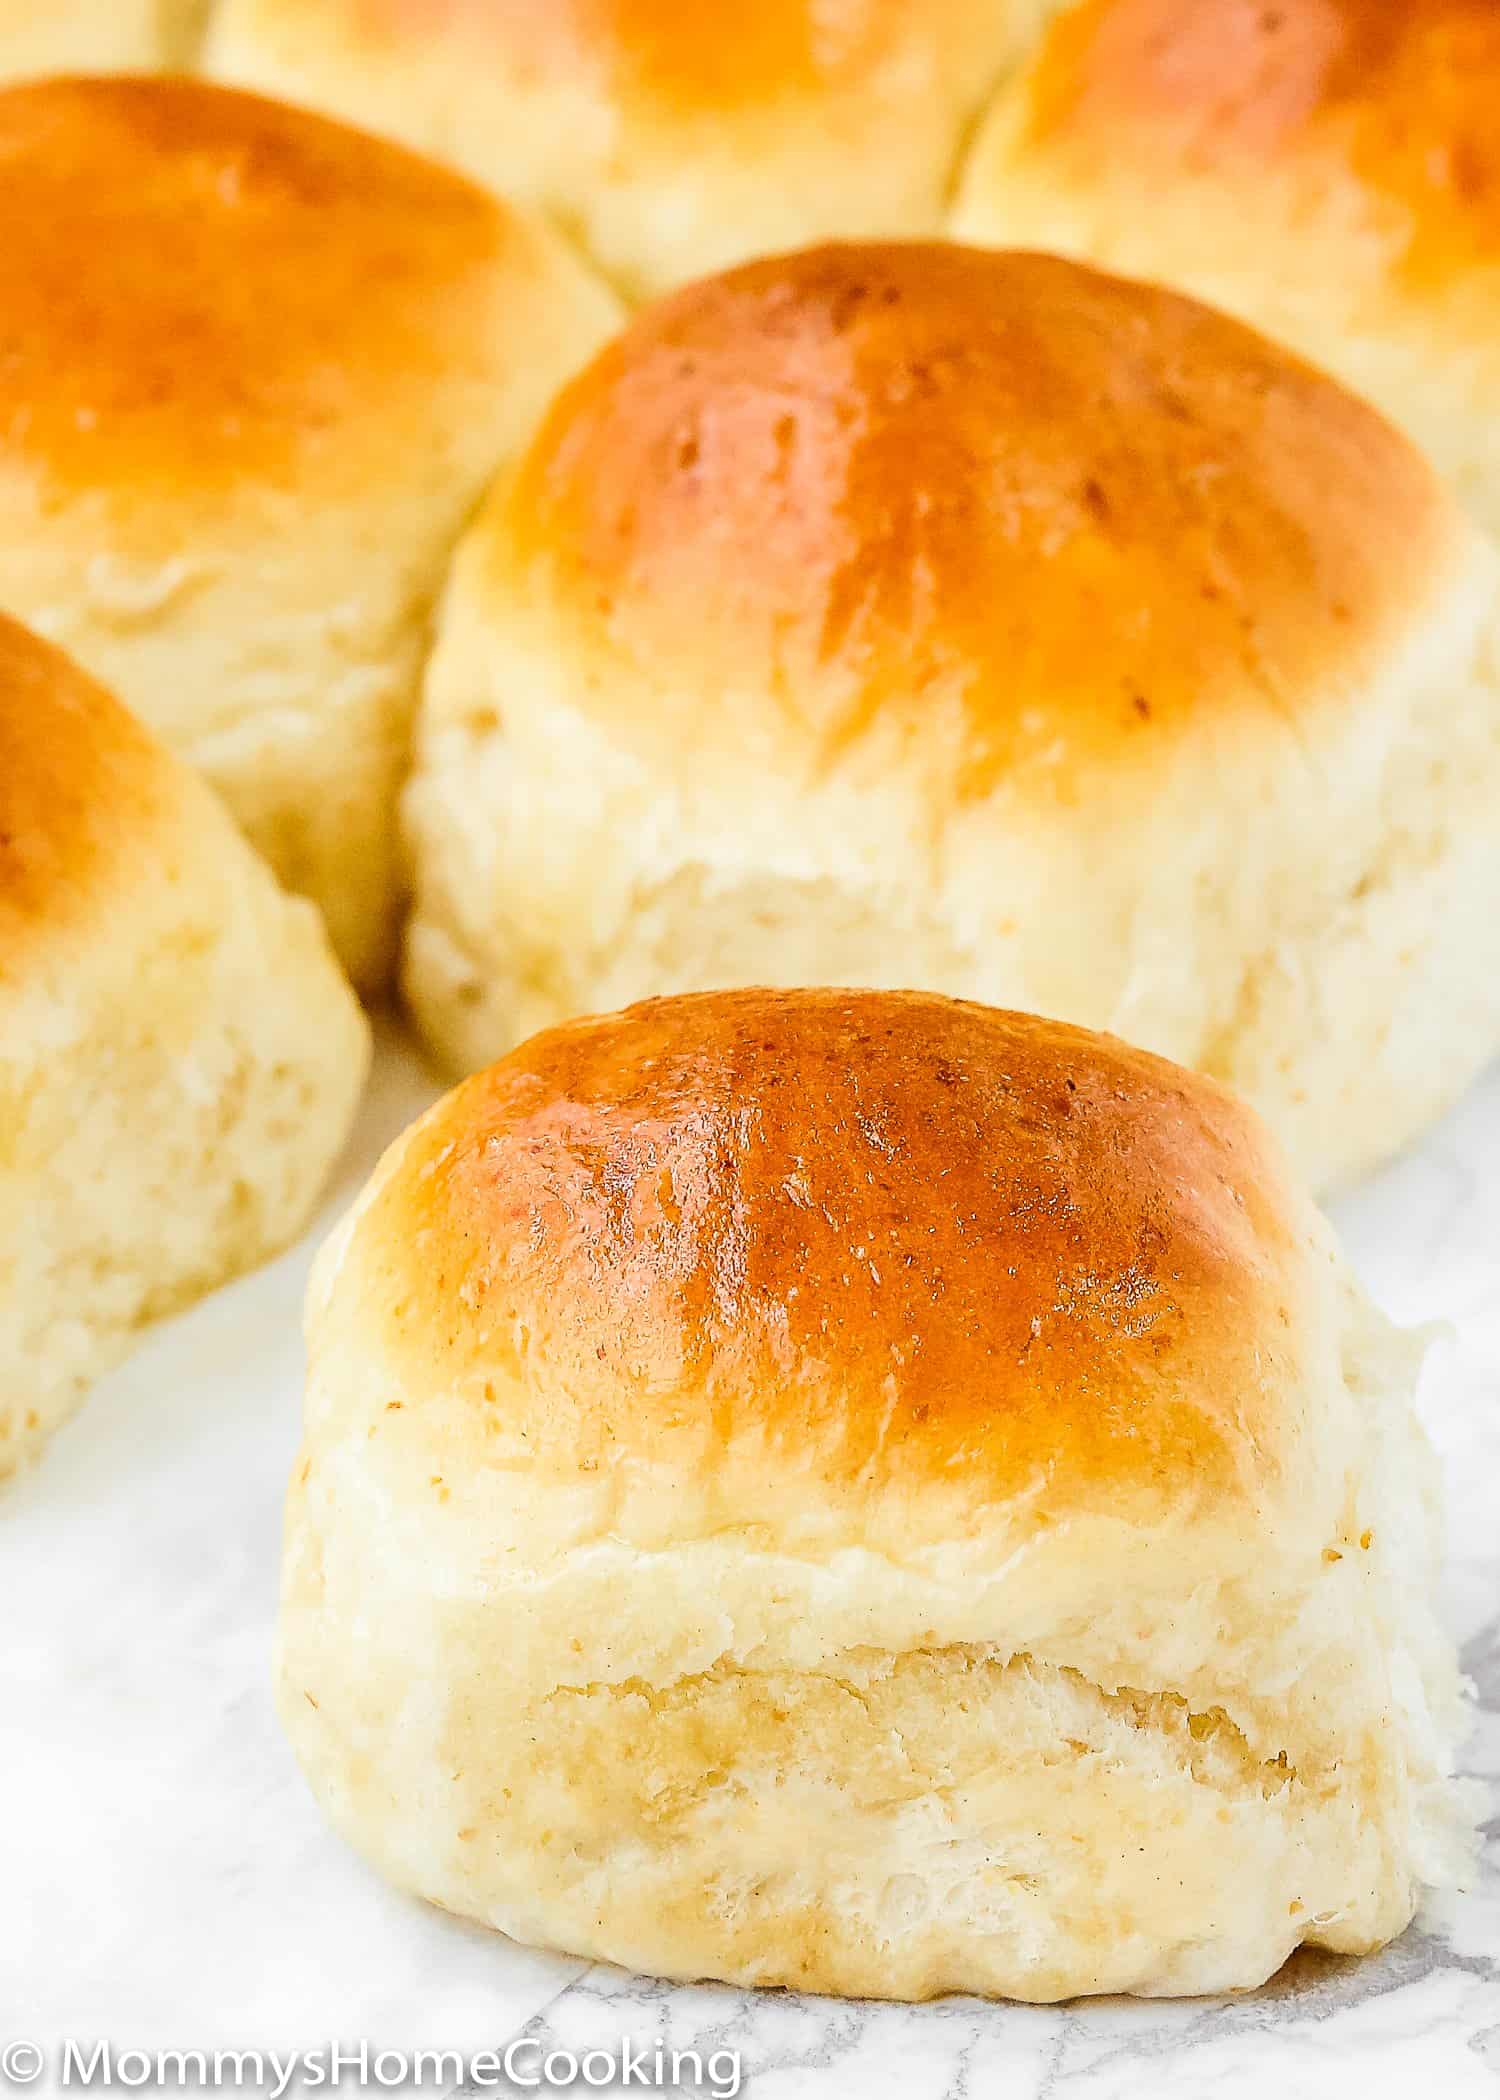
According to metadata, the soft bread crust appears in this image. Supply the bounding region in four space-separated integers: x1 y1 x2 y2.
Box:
281 989 1469 1999
0 1 206 74
952 0 1500 535
352 990 1323 1526
488 242 1444 748
402 241 1500 1191
0 613 370 1475
204 0 1057 298
0 74 620 987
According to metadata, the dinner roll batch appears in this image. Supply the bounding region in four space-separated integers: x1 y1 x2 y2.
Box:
281 989 1469 2000
0 0 1489 2009
403 239 1500 1193
0 613 367 1476
203 0 1056 299
0 74 618 989
953 0 1500 535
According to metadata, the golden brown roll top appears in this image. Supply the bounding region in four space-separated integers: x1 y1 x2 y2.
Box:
205 0 1055 297
0 73 619 988
0 73 591 508
953 0 1500 534
461 240 1454 800
322 988 1337 1554
995 0 1500 278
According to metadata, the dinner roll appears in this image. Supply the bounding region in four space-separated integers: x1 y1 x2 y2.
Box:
0 614 368 1479
0 1 205 77
0 75 620 990
402 241 1500 1195
204 0 1057 299
953 0 1500 537
280 987 1470 2000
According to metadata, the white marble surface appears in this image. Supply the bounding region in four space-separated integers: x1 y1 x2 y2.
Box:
4 1024 1497 2098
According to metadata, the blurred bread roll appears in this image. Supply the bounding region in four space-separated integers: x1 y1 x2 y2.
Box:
204 0 1058 299
0 1 205 76
280 987 1470 2000
0 614 369 1479
402 241 1500 1193
953 0 1500 537
0 74 620 989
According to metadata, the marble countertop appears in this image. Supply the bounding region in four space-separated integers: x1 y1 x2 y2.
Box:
7 1025 1497 2100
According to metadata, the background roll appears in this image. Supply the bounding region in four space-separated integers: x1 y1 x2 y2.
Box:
205 0 1062 299
280 988 1471 2001
0 612 369 1478
0 74 620 989
0 1 207 77
402 240 1500 1193
952 0 1500 539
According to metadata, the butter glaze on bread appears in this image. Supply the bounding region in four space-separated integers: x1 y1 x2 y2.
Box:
205 0 1060 298
0 613 368 1476
953 0 1500 535
280 988 1470 1999
403 241 1500 1191
0 73 620 988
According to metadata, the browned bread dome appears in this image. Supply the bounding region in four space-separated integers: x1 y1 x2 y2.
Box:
279 987 1470 1999
402 241 1500 1192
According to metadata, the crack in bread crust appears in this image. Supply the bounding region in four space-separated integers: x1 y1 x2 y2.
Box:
542 1645 1305 1806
